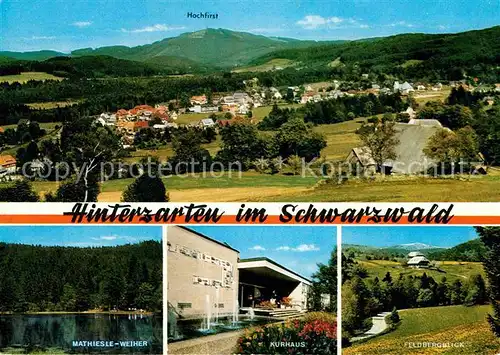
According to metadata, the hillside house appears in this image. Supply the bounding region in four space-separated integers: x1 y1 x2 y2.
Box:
199 118 216 128
152 124 168 130
347 122 444 175
238 104 249 114
134 121 149 131
408 251 424 258
117 121 135 135
404 107 417 120
345 147 376 175
190 95 207 105
394 81 414 95
0 155 17 175
189 105 202 113
17 118 30 126
432 83 443 91
484 96 495 106
407 256 430 268
233 92 251 104
223 96 235 104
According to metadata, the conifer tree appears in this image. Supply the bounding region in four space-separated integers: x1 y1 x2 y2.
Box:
476 227 500 336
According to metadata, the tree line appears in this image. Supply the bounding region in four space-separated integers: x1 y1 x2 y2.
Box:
248 26 500 83
0 240 162 313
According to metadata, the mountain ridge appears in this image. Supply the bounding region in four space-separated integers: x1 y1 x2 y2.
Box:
1 28 336 68
1 26 498 78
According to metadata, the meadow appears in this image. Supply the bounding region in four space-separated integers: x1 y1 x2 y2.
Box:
26 101 78 110
172 102 303 126
10 168 500 203
264 175 500 202
356 259 485 283
0 122 60 131
232 58 296 73
14 171 320 201
344 305 500 354
0 72 63 84
413 87 451 105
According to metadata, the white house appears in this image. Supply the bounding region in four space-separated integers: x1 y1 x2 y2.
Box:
404 107 417 120
407 256 430 268
190 105 202 113
394 81 414 94
199 118 216 128
432 83 443 91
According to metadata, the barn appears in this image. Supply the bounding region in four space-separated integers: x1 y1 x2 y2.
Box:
347 122 446 175
407 256 431 268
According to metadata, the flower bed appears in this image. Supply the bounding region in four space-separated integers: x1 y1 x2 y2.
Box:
238 312 337 354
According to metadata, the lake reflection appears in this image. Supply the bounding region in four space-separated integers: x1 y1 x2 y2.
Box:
0 313 163 354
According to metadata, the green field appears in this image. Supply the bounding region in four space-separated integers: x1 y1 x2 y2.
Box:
344 305 500 354
174 112 211 125
413 87 451 105
0 122 61 131
174 103 304 125
13 171 320 202
252 103 304 122
312 118 366 160
264 175 500 202
0 72 63 84
232 58 296 73
357 259 485 283
11 170 500 203
26 101 79 110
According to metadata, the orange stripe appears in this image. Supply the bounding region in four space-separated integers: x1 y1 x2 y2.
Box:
0 215 498 224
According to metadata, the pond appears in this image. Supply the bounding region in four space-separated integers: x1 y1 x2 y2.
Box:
168 315 278 343
0 313 163 354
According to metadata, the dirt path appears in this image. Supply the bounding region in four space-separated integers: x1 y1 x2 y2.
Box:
98 186 309 202
351 312 391 342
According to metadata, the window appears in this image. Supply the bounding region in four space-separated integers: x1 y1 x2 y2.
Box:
178 303 192 309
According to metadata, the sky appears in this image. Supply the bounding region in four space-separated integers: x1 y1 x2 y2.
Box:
0 226 162 247
189 226 336 279
1 0 499 52
342 226 478 248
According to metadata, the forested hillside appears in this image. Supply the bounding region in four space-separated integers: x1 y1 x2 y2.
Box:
0 241 162 313
427 239 487 262
250 26 500 81
0 55 212 78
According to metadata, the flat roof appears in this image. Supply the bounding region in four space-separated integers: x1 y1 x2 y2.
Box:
239 257 312 284
176 226 240 253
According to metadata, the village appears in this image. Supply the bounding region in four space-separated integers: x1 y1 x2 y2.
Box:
88 77 497 157
0 72 498 203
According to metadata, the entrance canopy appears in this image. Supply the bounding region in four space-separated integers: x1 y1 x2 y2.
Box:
238 257 311 286
237 257 311 308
